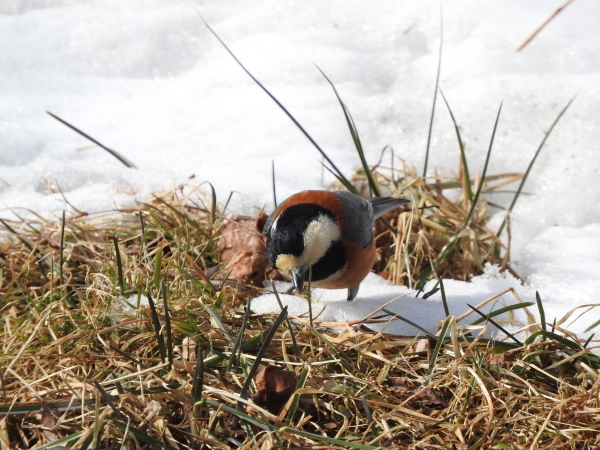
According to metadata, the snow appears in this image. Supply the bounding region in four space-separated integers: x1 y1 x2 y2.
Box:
251 268 534 338
1 1 598 344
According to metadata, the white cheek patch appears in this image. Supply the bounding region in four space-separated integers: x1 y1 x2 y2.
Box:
302 215 341 266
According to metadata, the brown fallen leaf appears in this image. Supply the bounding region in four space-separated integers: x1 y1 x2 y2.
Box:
251 365 296 411
487 350 516 366
323 422 341 430
208 213 280 286
410 338 431 355
38 403 59 443
415 389 448 409
383 376 414 396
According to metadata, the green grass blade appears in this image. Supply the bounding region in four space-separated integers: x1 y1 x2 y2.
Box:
584 318 600 333
468 302 534 326
427 316 452 376
496 95 576 237
198 15 352 188
161 283 173 370
422 10 443 177
30 431 85 449
233 307 289 427
113 420 179 450
463 101 502 228
201 181 218 226
419 102 502 288
320 162 360 194
238 308 289 401
467 303 522 345
309 326 355 371
153 247 163 292
285 366 309 424
535 291 547 334
191 346 204 406
59 210 66 283
138 210 147 261
92 380 125 421
227 304 252 372
204 398 382 449
439 277 450 317
316 65 381 197
381 308 437 339
146 292 167 364
111 236 125 294
222 190 235 215
204 305 235 347
421 412 459 436
361 395 374 426
583 333 595 349
47 111 137 169
149 195 208 238
271 160 278 207
439 88 472 201
271 280 299 356
524 330 581 351
108 345 150 371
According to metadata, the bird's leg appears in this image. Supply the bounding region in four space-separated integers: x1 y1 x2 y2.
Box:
347 285 359 301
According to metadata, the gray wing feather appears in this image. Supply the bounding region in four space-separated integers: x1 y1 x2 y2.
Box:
334 191 375 248
336 191 409 248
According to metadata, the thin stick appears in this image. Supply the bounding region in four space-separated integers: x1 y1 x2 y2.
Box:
517 0 576 51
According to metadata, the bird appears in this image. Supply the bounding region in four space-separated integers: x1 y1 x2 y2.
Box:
263 190 410 301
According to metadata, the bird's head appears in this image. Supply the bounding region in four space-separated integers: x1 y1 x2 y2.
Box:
265 203 341 293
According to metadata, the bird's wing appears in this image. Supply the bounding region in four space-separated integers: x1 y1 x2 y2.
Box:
334 191 375 248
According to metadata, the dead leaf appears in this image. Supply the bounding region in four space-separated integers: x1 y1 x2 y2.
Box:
383 376 414 396
208 213 280 286
38 403 59 442
487 350 516 366
415 389 448 409
251 365 296 411
410 338 431 354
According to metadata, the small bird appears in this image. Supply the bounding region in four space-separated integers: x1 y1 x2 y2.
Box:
263 190 409 301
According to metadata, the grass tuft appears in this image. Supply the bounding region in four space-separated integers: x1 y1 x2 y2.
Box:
0 188 598 447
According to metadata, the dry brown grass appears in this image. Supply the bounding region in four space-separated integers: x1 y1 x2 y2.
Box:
332 161 521 290
1 182 599 449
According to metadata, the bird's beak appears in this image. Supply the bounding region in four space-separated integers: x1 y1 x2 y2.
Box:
292 269 306 294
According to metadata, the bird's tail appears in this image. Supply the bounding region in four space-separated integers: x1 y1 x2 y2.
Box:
369 197 410 218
